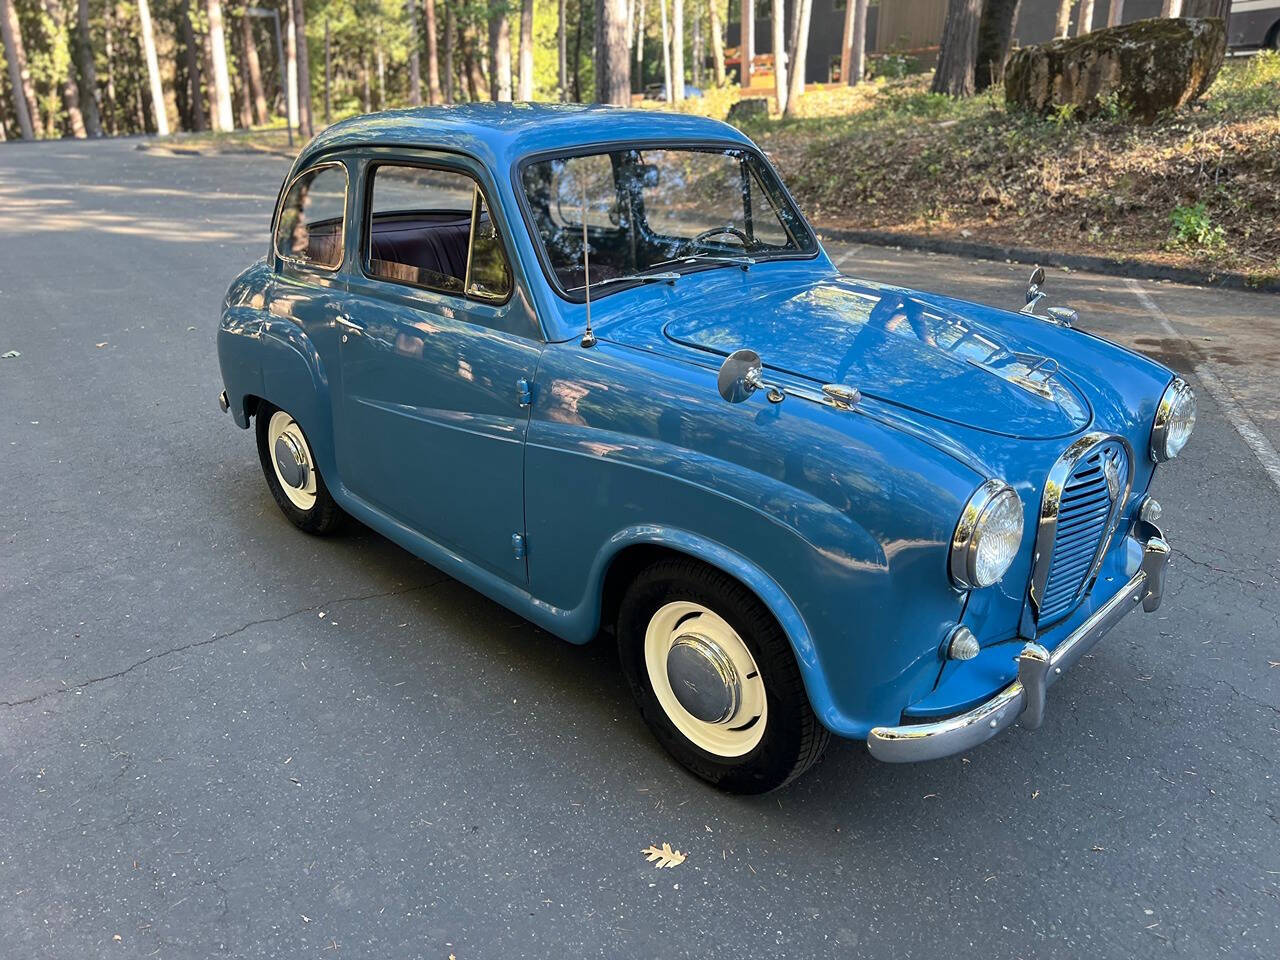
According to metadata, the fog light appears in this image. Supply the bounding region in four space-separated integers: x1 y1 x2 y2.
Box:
946 626 980 661
1139 497 1163 524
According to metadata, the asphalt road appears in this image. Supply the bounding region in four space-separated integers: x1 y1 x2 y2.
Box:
1 138 1277 960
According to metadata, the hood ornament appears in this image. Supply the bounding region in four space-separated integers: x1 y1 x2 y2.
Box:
1020 266 1077 327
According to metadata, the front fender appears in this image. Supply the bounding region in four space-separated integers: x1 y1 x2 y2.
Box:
525 341 984 739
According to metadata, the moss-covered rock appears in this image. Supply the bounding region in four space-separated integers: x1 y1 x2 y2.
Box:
1005 17 1227 122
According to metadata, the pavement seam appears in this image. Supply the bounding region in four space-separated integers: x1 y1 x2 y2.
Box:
0 579 448 710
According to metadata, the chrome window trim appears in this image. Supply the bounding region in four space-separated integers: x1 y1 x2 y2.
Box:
1024 432 1135 634
949 479 1019 590
1150 377 1192 463
273 160 350 272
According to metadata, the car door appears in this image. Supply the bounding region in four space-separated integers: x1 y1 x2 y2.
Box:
335 153 544 586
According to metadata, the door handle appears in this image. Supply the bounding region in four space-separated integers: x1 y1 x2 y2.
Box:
336 314 362 332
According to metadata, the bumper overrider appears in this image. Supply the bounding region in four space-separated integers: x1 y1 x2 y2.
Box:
867 521 1171 763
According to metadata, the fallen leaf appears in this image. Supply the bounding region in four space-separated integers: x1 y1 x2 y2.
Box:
95 342 108 348
300 914 311 923
641 842 686 869
113 934 122 942
1 350 19 359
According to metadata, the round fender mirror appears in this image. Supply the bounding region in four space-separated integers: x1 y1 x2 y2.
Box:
1028 266 1046 287
717 349 763 403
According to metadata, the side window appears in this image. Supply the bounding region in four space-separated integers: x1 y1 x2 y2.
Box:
367 164 512 302
275 164 347 269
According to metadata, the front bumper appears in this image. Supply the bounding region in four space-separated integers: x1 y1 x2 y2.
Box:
866 522 1170 763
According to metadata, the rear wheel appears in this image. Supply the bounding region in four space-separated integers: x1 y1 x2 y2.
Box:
255 405 343 535
617 558 829 793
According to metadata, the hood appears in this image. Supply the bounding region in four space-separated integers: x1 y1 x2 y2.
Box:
659 275 1092 440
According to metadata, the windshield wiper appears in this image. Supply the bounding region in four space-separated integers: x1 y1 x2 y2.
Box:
655 253 757 270
568 271 681 293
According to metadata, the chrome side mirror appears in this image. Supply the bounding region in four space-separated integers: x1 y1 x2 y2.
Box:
1022 266 1047 314
717 349 784 404
1045 306 1077 327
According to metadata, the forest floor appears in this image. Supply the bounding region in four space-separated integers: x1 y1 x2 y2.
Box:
148 52 1280 287
700 52 1280 287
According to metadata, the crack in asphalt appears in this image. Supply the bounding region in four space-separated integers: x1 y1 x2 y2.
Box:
0 579 449 710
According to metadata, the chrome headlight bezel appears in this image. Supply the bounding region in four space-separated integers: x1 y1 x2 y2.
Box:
1150 378 1196 463
950 480 1025 590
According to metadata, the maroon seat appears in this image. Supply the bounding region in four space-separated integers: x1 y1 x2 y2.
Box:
370 213 472 288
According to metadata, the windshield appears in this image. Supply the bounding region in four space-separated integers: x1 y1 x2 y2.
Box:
520 146 818 298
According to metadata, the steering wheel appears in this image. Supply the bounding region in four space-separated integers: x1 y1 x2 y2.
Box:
691 225 752 247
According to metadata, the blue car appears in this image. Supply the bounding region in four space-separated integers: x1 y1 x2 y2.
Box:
217 104 1194 792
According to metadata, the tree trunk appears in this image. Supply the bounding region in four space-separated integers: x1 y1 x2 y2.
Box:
784 0 812 113
241 10 268 124
40 0 88 137
692 4 702 86
408 0 422 104
206 0 236 130
708 0 724 86
596 0 631 103
671 0 685 99
466 22 487 101
660 0 672 99
376 36 387 107
559 0 569 99
490 8 512 100
75 0 103 135
230 19 252 127
1076 0 1095 34
178 0 205 131
285 0 299 127
136 0 169 134
360 52 371 111
739 0 753 87
1054 0 1073 38
425 0 442 103
931 0 982 97
841 0 868 85
1160 0 1183 16
0 0 36 139
324 19 332 121
974 0 1019 91
519 0 534 99
1107 0 1124 25
771 0 786 112
104 6 118 133
291 0 312 136
442 5 455 102
573 0 585 100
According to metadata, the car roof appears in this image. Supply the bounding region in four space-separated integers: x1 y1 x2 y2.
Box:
295 102 755 173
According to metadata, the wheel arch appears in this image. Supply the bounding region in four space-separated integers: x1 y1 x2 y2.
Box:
588 526 849 736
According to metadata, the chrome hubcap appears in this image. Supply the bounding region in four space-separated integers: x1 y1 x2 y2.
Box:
274 433 310 490
666 633 741 724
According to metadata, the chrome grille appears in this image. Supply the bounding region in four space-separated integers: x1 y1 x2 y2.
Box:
1035 438 1131 627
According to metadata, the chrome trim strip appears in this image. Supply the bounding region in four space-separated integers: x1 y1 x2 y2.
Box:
867 525 1169 763
1022 432 1134 634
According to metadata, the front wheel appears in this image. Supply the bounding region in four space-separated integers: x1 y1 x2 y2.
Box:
617 559 829 793
255 405 344 535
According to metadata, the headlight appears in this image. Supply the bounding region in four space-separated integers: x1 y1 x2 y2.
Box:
950 480 1024 589
1150 378 1196 463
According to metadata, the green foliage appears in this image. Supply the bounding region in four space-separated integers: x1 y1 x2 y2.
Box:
867 53 914 81
1167 202 1226 251
1205 49 1280 115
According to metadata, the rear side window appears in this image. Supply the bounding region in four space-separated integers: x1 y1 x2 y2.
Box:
275 164 347 269
366 164 512 302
